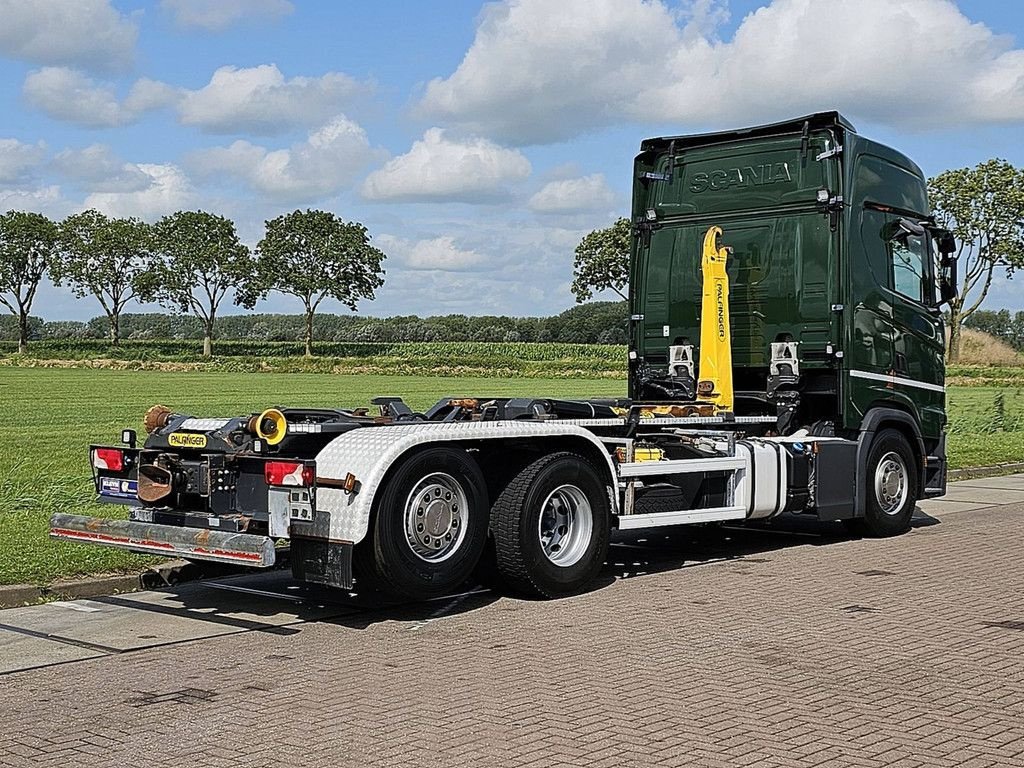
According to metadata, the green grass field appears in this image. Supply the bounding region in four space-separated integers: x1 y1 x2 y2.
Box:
0 368 624 586
1 367 1021 587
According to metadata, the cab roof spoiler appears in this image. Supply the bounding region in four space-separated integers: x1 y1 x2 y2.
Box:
639 110 856 154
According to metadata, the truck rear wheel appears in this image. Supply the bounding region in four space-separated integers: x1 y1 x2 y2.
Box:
491 452 610 599
859 428 917 537
355 446 488 600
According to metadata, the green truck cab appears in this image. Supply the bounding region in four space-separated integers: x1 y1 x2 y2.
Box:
630 111 956 515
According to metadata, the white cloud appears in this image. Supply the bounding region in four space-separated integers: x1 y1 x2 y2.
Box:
178 64 366 134
0 0 137 72
52 145 153 193
371 217 592 316
189 116 382 202
123 78 181 115
84 164 195 221
418 0 1024 145
161 0 294 31
529 173 616 214
23 63 359 134
0 139 46 185
361 128 531 203
0 185 63 215
377 235 486 271
23 68 176 128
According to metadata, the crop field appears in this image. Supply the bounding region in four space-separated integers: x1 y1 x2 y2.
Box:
0 340 627 378
1 366 1021 587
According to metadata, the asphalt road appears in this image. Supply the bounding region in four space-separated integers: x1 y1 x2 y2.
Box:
2 474 1023 767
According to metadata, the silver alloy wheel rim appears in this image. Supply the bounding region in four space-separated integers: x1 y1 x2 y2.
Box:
404 473 468 562
537 484 594 567
874 451 909 515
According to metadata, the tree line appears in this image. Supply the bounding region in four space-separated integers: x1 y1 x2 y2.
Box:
0 302 630 347
963 309 1024 352
0 209 384 357
3 158 1023 362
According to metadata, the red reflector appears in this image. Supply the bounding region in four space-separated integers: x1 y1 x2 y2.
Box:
93 447 124 472
264 461 313 487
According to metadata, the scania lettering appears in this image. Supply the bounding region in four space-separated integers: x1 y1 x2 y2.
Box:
689 162 793 193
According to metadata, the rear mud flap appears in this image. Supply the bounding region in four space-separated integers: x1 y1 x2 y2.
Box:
289 536 353 590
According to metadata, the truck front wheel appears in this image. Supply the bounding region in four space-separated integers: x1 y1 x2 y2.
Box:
860 428 918 537
355 447 488 600
491 452 610 598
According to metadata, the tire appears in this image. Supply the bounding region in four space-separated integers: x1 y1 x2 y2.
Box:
491 452 611 599
354 446 488 600
859 428 917 537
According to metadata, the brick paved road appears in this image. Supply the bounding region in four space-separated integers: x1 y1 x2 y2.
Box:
2 479 1024 767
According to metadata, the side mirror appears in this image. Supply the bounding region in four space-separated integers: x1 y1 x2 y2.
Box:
933 228 958 306
896 218 927 238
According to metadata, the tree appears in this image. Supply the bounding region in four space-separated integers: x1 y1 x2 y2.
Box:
55 210 151 345
572 217 631 302
243 210 386 357
0 211 58 353
142 211 254 357
929 160 1024 362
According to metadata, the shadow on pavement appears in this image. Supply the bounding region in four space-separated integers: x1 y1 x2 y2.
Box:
111 510 942 633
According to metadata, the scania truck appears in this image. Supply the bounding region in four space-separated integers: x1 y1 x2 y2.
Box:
51 112 958 600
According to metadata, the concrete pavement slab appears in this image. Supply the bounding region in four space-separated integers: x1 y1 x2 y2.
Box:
937 486 1024 505
917 498 999 515
0 597 254 652
0 627 105 674
0 575 364 660
0 581 355 655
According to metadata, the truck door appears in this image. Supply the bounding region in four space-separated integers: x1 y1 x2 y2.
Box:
885 220 946 439
849 209 944 438
851 207 896 376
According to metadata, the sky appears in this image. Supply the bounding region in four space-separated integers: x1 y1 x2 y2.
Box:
1 0 1023 322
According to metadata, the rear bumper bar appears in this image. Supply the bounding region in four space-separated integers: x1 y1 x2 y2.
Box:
50 513 276 567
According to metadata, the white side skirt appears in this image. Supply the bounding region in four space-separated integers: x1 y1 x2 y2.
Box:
617 505 747 530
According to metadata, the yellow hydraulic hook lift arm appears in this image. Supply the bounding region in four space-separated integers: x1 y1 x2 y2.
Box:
697 226 734 413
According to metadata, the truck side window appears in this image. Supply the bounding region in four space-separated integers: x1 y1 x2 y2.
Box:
887 228 929 305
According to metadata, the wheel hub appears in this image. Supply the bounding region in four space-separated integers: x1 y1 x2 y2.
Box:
404 473 467 562
423 499 453 537
873 451 908 515
538 484 594 568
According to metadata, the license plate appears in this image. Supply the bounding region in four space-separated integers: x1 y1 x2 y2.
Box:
169 432 207 448
100 477 138 498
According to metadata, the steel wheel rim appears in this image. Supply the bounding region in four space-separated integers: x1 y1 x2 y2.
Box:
874 451 909 515
404 473 468 562
537 484 593 567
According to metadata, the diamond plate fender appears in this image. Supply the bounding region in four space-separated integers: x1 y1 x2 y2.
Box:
295 421 618 544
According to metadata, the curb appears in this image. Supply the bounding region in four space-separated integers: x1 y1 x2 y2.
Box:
948 462 1024 481
1 559 203 609
0 552 289 609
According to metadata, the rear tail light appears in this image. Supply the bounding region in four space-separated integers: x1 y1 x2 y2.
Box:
93 447 124 471
264 461 314 487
